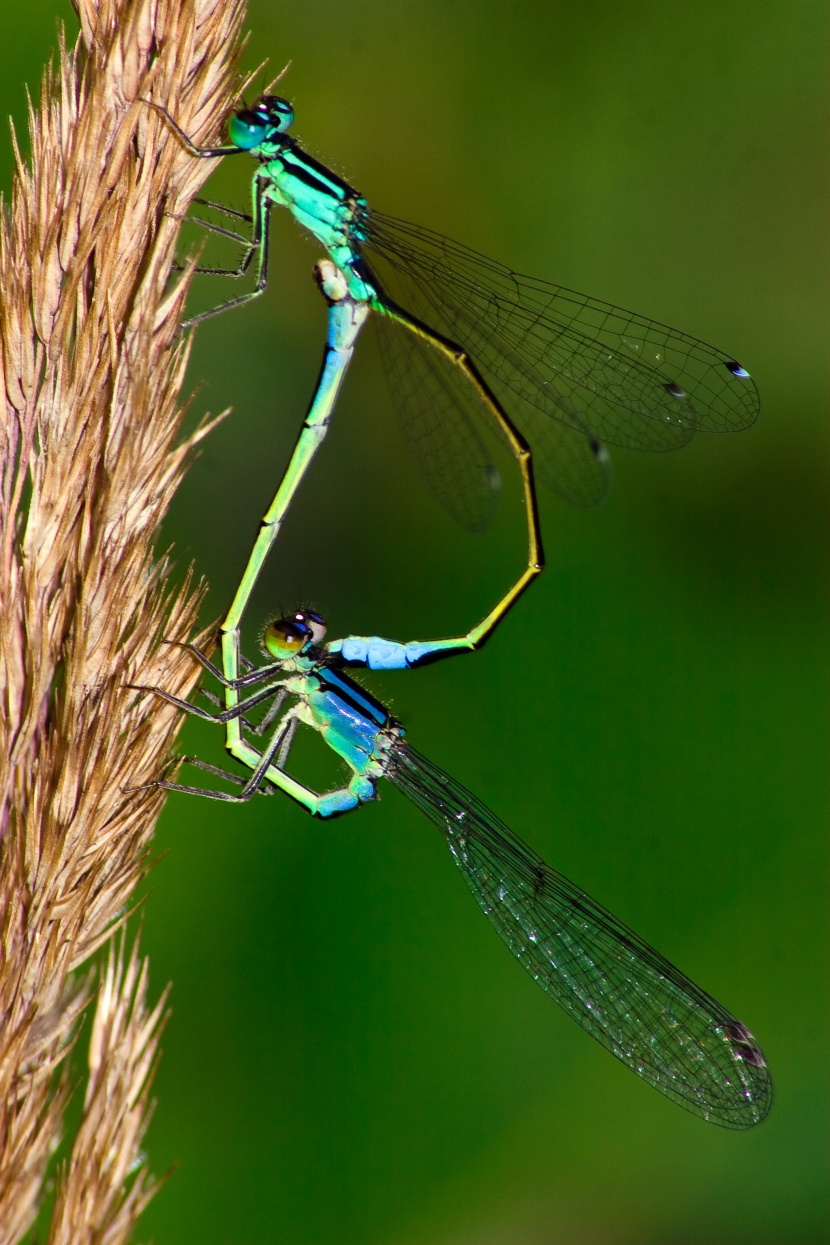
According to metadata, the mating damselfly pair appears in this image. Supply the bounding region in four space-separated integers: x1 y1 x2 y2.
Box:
130 82 771 1128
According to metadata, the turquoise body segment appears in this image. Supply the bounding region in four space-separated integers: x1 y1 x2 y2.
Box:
259 143 376 302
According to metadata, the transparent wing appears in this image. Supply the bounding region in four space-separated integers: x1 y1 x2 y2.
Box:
363 211 759 469
374 313 500 532
374 311 610 524
389 744 771 1129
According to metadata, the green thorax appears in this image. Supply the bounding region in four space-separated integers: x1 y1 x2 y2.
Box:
258 135 378 304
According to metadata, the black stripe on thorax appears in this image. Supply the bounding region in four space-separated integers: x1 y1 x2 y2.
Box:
317 664 389 728
280 142 359 202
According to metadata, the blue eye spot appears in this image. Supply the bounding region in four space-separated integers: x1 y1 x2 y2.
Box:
252 95 295 135
725 361 751 379
664 381 687 398
272 99 295 132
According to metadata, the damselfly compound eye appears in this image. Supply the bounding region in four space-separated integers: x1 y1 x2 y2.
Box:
263 616 313 660
229 109 270 151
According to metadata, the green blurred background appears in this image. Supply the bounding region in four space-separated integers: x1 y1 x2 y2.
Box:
5 2 829 1242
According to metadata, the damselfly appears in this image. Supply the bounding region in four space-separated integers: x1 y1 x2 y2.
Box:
131 608 771 1130
143 90 758 533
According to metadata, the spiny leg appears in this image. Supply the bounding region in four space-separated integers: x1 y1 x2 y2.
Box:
188 197 256 264
126 677 289 725
182 171 272 329
248 686 290 738
193 197 254 224
199 688 259 734
200 685 290 738
139 99 263 295
139 99 243 159
275 713 298 765
162 638 283 690
175 754 278 794
180 213 257 277
151 707 299 803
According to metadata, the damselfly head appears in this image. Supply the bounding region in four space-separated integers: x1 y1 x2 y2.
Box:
228 95 295 151
262 610 327 661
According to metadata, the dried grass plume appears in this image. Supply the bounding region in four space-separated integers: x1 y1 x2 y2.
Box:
0 0 249 1238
